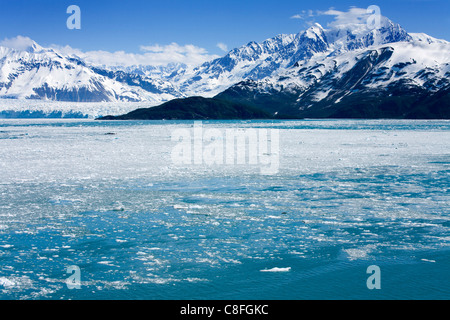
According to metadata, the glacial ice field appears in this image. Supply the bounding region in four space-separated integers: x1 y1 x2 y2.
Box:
0 119 449 300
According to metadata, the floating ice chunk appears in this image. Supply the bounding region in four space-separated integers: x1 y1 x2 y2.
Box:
0 277 15 287
185 277 209 283
260 267 291 272
342 248 372 261
112 202 125 212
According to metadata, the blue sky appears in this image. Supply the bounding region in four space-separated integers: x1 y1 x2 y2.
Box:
0 0 448 65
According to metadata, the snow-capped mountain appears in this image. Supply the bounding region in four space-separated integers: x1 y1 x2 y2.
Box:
0 40 182 103
0 13 449 118
169 18 414 97
216 29 450 118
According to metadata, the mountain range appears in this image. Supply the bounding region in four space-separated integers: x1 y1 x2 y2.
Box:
1 15 449 119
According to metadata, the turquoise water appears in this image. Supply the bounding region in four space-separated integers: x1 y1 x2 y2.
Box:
0 119 449 300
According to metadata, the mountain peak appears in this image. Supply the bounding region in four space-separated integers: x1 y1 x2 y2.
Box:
23 41 44 53
302 23 326 40
312 23 325 30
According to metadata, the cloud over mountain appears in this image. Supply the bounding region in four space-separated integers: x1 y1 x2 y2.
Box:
49 42 219 68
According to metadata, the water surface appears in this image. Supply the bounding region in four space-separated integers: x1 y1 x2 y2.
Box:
0 119 449 300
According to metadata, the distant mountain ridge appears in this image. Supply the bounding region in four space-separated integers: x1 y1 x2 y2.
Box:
97 97 273 120
216 42 450 118
0 13 449 118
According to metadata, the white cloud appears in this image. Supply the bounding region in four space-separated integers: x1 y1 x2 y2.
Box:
321 7 371 28
290 14 303 20
216 42 228 52
50 42 220 68
319 6 390 32
290 10 316 20
0 35 38 51
292 7 388 31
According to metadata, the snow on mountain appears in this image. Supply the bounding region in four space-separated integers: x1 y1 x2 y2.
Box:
0 14 449 118
168 26 329 97
168 18 415 98
0 40 182 104
264 39 449 94
409 33 449 45
217 37 450 118
209 15 449 119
